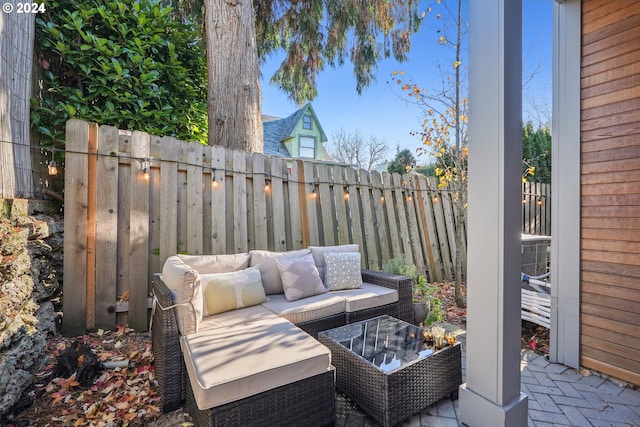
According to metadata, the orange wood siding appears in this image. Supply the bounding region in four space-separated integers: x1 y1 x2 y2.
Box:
581 0 640 386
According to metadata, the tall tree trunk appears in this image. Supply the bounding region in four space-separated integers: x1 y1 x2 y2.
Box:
453 0 466 308
204 0 263 152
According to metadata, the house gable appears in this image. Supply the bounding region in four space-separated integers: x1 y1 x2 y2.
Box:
262 104 327 160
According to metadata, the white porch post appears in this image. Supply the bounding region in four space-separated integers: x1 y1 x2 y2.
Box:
459 1 528 426
550 0 581 369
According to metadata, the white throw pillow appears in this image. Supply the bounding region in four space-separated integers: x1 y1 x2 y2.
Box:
308 244 360 281
324 252 363 291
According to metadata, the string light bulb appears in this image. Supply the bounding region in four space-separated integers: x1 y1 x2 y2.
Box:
536 198 543 206
211 168 219 188
407 194 413 202
142 159 150 180
47 149 58 176
310 185 316 198
344 191 350 200
432 195 439 204
264 176 271 191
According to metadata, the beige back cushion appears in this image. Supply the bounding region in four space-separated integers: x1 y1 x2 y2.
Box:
161 253 250 335
308 244 360 281
249 249 311 294
177 253 251 274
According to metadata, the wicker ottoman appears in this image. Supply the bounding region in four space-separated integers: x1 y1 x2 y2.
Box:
319 315 462 427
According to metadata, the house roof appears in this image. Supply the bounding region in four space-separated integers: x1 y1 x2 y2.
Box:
262 104 328 156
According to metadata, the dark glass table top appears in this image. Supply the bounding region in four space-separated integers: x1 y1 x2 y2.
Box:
321 315 441 373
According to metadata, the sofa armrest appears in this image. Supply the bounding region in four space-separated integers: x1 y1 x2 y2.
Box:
151 273 186 412
361 269 414 324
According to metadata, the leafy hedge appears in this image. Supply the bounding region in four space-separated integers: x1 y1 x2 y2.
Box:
32 0 207 145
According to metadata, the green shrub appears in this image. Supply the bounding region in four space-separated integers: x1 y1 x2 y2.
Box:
32 0 208 145
382 256 419 278
383 256 444 325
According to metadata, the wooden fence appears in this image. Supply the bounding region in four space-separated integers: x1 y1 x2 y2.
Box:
522 181 551 236
62 120 466 334
0 11 34 199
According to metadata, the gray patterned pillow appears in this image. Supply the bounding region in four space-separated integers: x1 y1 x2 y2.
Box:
324 252 363 291
276 254 327 301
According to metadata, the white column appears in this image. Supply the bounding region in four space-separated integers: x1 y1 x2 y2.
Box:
459 1 528 426
550 0 581 369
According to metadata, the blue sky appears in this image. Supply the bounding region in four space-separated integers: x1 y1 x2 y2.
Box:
260 0 552 163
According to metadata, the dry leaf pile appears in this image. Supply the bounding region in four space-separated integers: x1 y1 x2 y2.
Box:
433 281 467 328
6 326 164 427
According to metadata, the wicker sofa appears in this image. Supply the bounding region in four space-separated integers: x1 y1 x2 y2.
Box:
151 245 413 427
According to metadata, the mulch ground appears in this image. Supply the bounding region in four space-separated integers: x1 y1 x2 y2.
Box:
4 282 547 426
3 326 177 427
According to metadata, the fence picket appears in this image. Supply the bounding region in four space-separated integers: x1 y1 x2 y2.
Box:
392 173 413 264
288 160 304 249
186 142 203 255
176 142 188 254
303 160 320 245
430 177 453 280
202 146 213 254
128 131 150 331
405 177 426 274
370 171 391 266
148 136 162 287
210 145 226 254
334 166 351 244
269 157 287 251
84 123 99 330
232 150 248 253
382 172 402 260
62 120 89 336
95 125 119 329
359 171 379 270
159 137 178 264
414 176 439 282
252 153 269 250
346 167 365 255
116 132 131 324
317 163 336 246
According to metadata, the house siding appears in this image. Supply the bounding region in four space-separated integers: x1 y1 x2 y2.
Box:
291 114 323 159
580 0 640 386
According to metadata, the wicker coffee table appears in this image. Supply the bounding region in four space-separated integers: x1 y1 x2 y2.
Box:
318 315 462 427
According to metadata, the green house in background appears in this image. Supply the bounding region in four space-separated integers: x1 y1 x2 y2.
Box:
262 103 328 160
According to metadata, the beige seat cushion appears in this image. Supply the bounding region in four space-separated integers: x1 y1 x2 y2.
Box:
333 283 398 313
181 315 331 410
198 304 280 333
261 293 345 325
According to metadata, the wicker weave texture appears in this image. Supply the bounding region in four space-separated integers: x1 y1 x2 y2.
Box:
361 270 414 324
186 368 336 427
151 274 186 412
319 331 462 427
